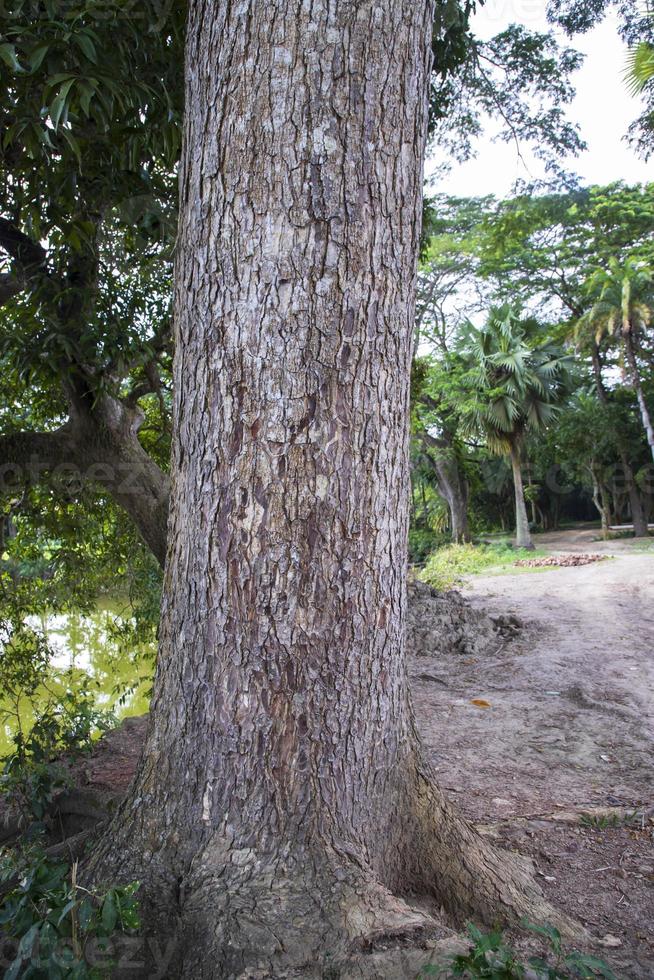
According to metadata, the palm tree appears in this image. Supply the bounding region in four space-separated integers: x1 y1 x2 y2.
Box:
625 41 654 95
578 258 654 463
459 307 570 550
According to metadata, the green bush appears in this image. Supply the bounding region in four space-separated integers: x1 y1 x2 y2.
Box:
0 847 140 978
418 922 616 979
418 542 546 591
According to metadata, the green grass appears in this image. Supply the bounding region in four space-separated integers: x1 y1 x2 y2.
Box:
418 542 548 591
624 537 654 552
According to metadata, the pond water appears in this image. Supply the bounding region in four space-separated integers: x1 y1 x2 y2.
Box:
0 600 155 756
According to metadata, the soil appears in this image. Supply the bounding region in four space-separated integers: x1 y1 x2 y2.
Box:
3 528 652 977
412 528 653 978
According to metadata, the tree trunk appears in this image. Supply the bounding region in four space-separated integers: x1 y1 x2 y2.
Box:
623 323 654 464
85 2 567 974
509 443 533 549
526 465 538 526
449 482 471 544
619 456 649 537
420 433 470 543
589 463 611 540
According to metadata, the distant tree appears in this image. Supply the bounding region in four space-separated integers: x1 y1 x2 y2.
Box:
579 259 654 462
460 308 571 549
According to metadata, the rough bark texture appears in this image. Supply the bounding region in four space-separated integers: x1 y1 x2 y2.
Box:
590 464 611 540
623 458 649 538
509 443 533 550
85 2 567 975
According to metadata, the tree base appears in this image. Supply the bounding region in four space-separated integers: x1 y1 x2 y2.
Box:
85 756 582 978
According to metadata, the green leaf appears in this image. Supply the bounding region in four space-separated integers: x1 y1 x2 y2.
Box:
61 128 82 169
28 43 51 73
565 951 617 979
75 32 98 64
77 80 97 117
101 890 118 932
49 78 76 132
0 43 23 72
522 919 562 955
78 897 94 932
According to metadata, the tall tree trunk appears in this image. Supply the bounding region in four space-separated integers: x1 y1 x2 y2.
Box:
85 2 567 974
525 466 538 526
509 443 533 549
623 323 654 464
449 481 471 544
619 457 649 537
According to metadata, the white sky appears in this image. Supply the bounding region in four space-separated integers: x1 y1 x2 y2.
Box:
428 2 653 197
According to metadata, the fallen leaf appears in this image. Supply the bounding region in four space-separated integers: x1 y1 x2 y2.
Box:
470 698 491 709
600 935 622 948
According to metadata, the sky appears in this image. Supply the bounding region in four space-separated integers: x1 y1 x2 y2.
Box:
427 2 653 198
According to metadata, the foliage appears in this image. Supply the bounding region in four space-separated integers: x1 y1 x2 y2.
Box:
415 184 654 544
0 847 139 979
418 541 546 591
429 19 585 178
456 308 572 455
417 921 616 979
0 611 117 820
625 41 654 96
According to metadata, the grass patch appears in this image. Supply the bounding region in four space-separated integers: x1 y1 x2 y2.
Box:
418 542 548 591
624 538 654 552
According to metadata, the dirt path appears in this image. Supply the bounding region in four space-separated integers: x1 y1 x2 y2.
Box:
412 529 654 976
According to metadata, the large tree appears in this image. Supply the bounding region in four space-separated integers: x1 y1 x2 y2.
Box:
0 0 589 577
82 2 563 975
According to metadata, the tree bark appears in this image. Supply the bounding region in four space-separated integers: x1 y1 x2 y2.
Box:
85 2 568 975
617 456 649 538
509 443 533 550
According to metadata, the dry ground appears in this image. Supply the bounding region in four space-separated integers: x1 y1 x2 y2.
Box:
411 528 653 978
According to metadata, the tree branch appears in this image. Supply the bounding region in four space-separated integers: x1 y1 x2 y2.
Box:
0 272 24 307
0 426 79 489
0 217 48 274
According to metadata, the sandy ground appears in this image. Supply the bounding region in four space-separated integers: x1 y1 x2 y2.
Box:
412 528 654 977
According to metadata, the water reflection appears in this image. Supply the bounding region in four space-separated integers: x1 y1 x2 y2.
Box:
1 600 154 755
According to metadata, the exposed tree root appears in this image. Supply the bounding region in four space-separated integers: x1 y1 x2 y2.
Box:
81 751 584 978
401 761 583 943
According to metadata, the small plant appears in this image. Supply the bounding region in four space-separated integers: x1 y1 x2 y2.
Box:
1 683 116 822
524 922 616 979
417 922 617 979
580 813 619 829
0 848 140 978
